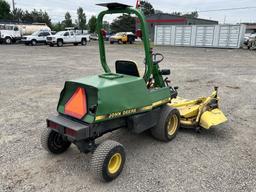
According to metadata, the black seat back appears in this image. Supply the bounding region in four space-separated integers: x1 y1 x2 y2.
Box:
115 60 140 77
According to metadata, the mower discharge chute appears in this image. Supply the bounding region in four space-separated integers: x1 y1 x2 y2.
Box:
41 3 227 182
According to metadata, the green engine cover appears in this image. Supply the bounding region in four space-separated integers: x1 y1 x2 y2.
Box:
57 73 171 123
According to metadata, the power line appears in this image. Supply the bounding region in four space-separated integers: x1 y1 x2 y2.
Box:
198 6 256 13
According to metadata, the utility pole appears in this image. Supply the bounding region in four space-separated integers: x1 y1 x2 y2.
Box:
12 0 15 11
223 16 226 24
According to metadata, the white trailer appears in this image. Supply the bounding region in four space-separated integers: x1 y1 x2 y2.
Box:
154 24 246 49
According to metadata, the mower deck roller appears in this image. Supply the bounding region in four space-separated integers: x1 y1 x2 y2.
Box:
41 2 227 182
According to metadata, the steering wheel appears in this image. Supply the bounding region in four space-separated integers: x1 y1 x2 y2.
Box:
152 53 164 65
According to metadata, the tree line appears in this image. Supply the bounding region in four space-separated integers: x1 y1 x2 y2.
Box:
0 0 199 33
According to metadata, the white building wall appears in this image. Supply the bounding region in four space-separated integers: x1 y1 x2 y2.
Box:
154 24 246 48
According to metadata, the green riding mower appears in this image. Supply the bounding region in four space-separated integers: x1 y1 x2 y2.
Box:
41 3 227 182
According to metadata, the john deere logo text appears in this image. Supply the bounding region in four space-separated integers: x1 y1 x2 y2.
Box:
109 108 137 118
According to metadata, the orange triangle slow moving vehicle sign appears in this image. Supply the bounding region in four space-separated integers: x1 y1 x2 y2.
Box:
64 87 87 119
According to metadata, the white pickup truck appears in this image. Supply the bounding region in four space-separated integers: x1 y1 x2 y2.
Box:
46 30 90 47
22 30 52 46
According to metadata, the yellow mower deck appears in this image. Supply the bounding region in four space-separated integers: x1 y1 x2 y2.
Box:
169 89 227 129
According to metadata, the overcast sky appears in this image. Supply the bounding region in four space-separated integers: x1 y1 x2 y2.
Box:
6 0 256 24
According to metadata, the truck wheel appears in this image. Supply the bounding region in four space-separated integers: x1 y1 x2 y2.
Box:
129 39 134 44
5 37 12 44
41 128 71 154
91 140 125 182
151 105 180 142
118 39 122 44
31 39 37 46
81 38 87 46
57 40 63 47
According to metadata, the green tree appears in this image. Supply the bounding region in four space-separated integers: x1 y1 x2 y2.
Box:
0 0 11 19
88 15 97 33
171 12 182 16
40 10 51 27
63 12 73 28
11 8 24 21
103 21 110 32
22 10 33 22
77 7 86 29
52 22 64 31
140 1 155 16
110 14 135 33
183 11 199 18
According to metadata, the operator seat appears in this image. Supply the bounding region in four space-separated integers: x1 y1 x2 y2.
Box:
115 60 140 77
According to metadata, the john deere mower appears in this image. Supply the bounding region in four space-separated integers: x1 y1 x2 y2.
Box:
41 3 227 182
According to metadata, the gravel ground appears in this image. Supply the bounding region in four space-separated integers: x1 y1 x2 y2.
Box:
0 42 256 192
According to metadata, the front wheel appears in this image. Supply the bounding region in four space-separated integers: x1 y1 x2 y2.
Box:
5 37 12 44
31 39 37 46
57 39 63 47
151 105 180 142
91 140 126 182
41 128 71 154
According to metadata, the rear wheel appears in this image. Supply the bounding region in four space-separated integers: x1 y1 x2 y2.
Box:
128 37 134 44
118 39 122 44
151 105 180 142
5 37 12 44
91 140 125 182
57 39 63 47
41 128 71 154
81 38 87 46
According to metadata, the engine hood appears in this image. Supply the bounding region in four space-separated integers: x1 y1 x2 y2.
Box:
56 73 170 124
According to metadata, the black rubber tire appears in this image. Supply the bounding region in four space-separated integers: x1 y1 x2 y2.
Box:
57 39 63 47
5 37 12 44
91 140 126 182
151 105 180 142
31 39 37 46
118 39 122 44
41 128 71 154
81 38 87 46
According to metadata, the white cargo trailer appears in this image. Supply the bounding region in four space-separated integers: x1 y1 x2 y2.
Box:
154 24 246 48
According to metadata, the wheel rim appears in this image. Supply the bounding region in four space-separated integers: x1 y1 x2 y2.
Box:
6 38 11 44
108 153 122 174
167 114 178 136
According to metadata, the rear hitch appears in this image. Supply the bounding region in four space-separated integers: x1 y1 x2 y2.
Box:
75 139 97 153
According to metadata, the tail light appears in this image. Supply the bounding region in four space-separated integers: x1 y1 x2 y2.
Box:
64 87 87 119
47 120 77 137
